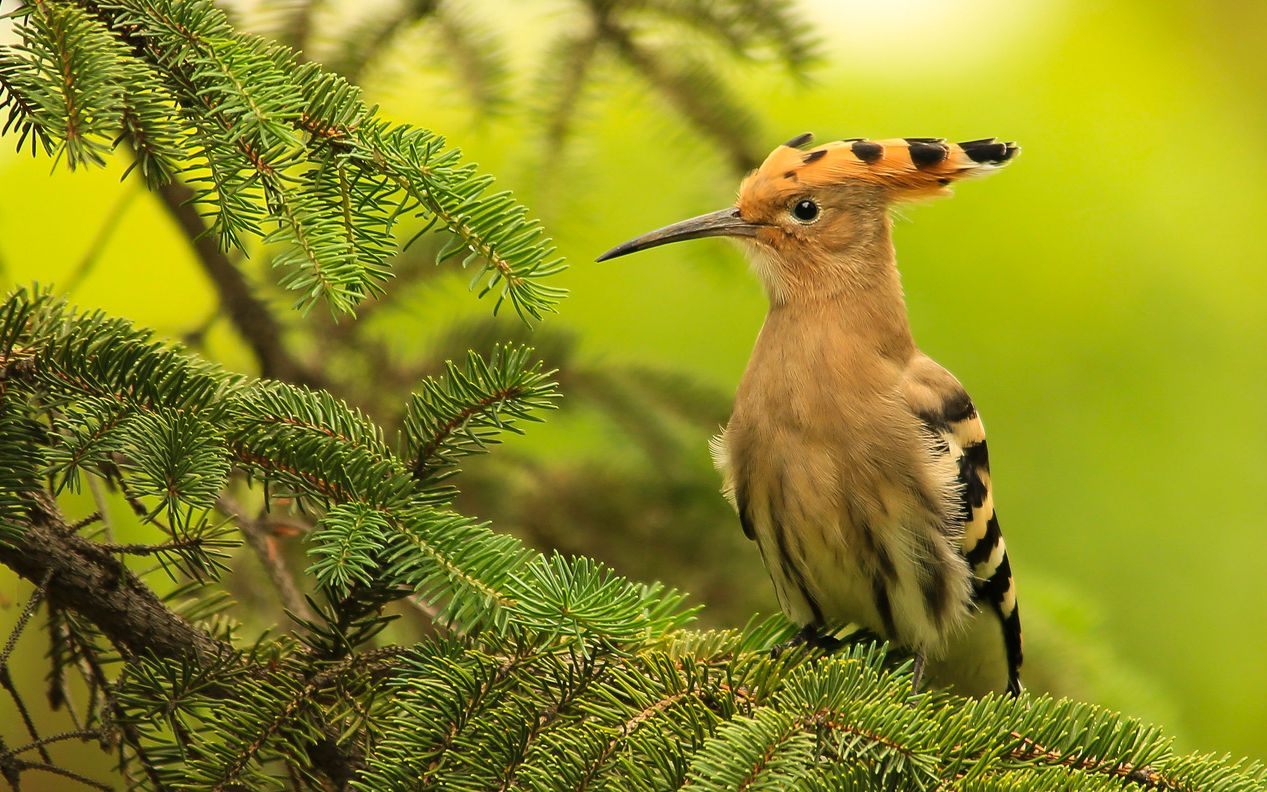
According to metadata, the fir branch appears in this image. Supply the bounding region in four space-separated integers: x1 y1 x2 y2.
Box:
1007 731 1170 788
0 2 126 168
2 0 568 320
404 344 559 485
305 501 387 599
115 72 186 187
0 52 56 155
100 0 566 319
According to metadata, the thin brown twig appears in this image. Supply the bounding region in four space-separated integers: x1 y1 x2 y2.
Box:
217 495 314 624
0 572 56 764
1 569 52 666
0 667 52 764
64 511 103 534
5 729 103 758
98 536 211 556
3 757 113 791
85 474 114 543
63 187 140 295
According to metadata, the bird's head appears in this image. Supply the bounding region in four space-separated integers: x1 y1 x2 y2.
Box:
597 133 1018 303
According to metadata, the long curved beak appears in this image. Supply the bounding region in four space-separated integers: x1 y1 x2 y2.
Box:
595 207 762 262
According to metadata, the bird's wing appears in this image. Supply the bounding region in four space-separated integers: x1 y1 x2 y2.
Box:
709 432 754 539
906 363 1023 695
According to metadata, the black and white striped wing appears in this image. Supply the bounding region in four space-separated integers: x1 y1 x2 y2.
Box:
923 394 1023 695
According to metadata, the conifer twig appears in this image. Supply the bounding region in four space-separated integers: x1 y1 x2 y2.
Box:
217 495 314 624
0 571 55 764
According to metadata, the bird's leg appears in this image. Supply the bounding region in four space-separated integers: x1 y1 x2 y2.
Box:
771 624 845 658
910 652 926 696
770 623 815 658
808 630 844 653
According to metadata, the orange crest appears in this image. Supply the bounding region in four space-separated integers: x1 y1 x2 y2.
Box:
740 134 1019 210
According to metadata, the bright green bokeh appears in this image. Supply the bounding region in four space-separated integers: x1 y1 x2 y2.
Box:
2 0 1264 764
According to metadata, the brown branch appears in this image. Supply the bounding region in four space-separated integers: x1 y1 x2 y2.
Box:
152 179 320 386
1007 731 1172 789
0 492 230 662
0 491 363 787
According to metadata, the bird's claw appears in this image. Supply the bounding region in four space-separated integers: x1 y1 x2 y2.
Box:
770 624 844 659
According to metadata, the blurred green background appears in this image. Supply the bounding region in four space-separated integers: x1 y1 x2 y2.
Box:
2 0 1266 771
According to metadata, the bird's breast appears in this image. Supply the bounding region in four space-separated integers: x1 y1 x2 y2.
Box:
717 318 969 647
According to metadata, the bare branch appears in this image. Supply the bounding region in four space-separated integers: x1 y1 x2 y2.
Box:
0 491 364 786
0 492 229 662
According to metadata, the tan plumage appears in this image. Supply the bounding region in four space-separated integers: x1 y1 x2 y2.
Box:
598 133 1022 696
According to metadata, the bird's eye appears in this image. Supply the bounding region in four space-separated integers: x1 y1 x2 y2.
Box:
791 199 820 223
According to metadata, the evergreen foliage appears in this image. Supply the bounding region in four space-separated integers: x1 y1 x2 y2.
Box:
1 0 566 319
1 288 1264 789
0 1 1261 790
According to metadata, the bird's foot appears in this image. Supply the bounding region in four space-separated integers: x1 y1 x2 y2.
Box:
770 624 844 659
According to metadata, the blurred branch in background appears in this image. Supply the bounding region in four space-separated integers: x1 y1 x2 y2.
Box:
539 0 820 172
259 0 820 173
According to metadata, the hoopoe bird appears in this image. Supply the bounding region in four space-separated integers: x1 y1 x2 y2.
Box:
597 134 1022 696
